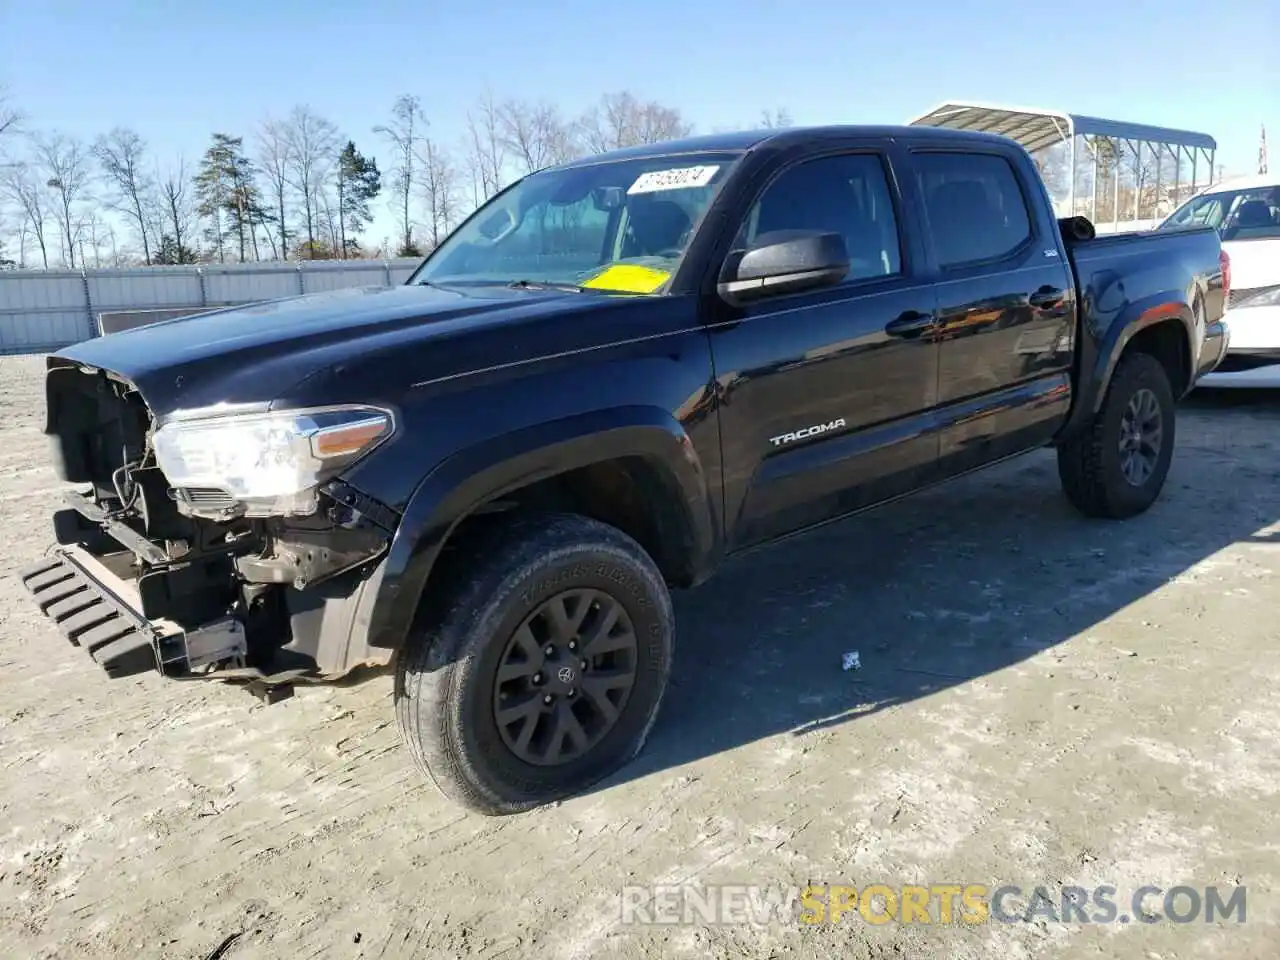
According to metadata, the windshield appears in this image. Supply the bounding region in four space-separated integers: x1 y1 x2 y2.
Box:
410 151 740 294
1160 184 1280 242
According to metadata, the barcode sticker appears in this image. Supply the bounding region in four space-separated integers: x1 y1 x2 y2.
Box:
627 165 720 195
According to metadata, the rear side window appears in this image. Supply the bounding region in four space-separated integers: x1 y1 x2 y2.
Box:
915 152 1033 268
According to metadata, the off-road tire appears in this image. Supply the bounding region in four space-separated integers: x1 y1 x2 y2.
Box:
1057 350 1176 519
394 512 674 815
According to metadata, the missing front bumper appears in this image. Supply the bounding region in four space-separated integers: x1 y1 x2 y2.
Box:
19 546 246 679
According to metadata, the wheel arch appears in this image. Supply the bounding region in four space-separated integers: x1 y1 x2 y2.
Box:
1095 296 1196 406
1058 291 1196 445
364 405 719 653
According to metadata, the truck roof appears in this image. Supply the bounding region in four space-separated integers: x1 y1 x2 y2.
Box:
554 124 1020 169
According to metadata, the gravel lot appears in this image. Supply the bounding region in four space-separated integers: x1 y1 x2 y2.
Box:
1 352 1277 959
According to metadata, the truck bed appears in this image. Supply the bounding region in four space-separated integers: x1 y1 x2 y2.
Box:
1063 221 1227 399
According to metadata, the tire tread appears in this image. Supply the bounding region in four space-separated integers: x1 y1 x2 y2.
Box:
394 512 672 814
1057 350 1174 519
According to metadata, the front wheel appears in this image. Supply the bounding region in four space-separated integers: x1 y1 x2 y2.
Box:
395 513 674 815
1057 350 1176 519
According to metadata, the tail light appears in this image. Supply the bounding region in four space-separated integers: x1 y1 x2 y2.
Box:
1220 248 1232 306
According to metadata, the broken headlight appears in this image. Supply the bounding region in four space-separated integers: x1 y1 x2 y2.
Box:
152 405 394 517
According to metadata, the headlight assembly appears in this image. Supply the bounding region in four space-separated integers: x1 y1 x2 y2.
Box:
152 405 394 517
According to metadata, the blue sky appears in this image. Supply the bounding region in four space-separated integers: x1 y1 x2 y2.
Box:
2 0 1276 253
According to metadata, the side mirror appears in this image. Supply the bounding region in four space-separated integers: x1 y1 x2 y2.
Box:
718 230 849 306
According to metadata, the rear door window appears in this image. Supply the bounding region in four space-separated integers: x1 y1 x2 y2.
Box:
914 152 1033 268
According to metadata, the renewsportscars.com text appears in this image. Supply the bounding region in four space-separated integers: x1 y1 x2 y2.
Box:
619 882 1248 927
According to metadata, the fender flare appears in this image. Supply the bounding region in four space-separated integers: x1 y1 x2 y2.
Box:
363 405 718 651
1095 293 1197 404
1058 290 1196 441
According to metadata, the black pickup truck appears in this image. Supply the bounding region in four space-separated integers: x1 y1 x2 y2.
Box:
21 125 1228 814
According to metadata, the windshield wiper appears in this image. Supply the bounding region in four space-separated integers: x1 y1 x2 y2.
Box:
506 279 584 292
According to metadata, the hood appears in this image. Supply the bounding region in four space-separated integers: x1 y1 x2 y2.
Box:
54 283 582 415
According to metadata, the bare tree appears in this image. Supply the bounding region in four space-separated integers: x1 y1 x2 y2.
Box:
0 87 707 268
93 127 154 264
0 87 19 266
282 105 339 258
318 187 339 257
497 99 574 175
418 135 458 250
2 163 50 268
631 99 692 145
14 216 32 268
156 156 197 263
464 89 507 205
577 92 691 155
1032 142 1072 214
255 206 278 261
32 132 92 268
757 107 794 129
1081 136 1143 223
80 210 120 268
581 93 691 156
142 189 167 258
578 94 630 155
256 116 292 260
0 84 20 144
373 94 425 256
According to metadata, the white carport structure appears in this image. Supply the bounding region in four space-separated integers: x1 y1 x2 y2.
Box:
908 101 1218 229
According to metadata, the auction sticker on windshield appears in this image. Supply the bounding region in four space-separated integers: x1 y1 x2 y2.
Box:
582 264 671 293
628 165 720 195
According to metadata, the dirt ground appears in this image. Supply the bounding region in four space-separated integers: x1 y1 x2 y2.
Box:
1 352 1277 959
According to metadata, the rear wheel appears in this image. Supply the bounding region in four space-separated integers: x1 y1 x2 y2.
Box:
395 513 674 815
1057 350 1176 519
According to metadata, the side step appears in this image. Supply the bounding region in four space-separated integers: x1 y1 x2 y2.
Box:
19 552 167 678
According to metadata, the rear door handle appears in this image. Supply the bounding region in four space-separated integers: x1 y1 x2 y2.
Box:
885 310 936 338
1029 286 1065 308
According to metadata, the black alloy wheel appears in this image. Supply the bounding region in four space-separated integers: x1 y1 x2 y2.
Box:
1117 387 1164 487
491 589 639 767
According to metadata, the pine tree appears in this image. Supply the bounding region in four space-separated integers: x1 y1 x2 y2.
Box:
195 133 269 262
336 141 381 258
153 234 198 265
194 134 238 262
225 149 268 262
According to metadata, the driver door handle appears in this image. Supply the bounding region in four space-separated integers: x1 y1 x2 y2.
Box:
885 310 936 338
1029 286 1065 309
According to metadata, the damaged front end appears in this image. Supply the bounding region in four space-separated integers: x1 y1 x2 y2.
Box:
20 358 400 693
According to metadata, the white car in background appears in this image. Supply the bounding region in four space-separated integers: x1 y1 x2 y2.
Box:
1159 174 1280 387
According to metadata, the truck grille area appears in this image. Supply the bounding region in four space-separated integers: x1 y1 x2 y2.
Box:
45 361 152 495
173 487 240 512
20 554 164 678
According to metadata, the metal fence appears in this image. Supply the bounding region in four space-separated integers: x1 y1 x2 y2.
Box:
0 258 424 355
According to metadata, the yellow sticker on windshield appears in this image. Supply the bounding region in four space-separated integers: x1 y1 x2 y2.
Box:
582 264 671 294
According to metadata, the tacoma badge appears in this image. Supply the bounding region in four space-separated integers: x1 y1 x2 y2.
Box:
769 418 847 447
